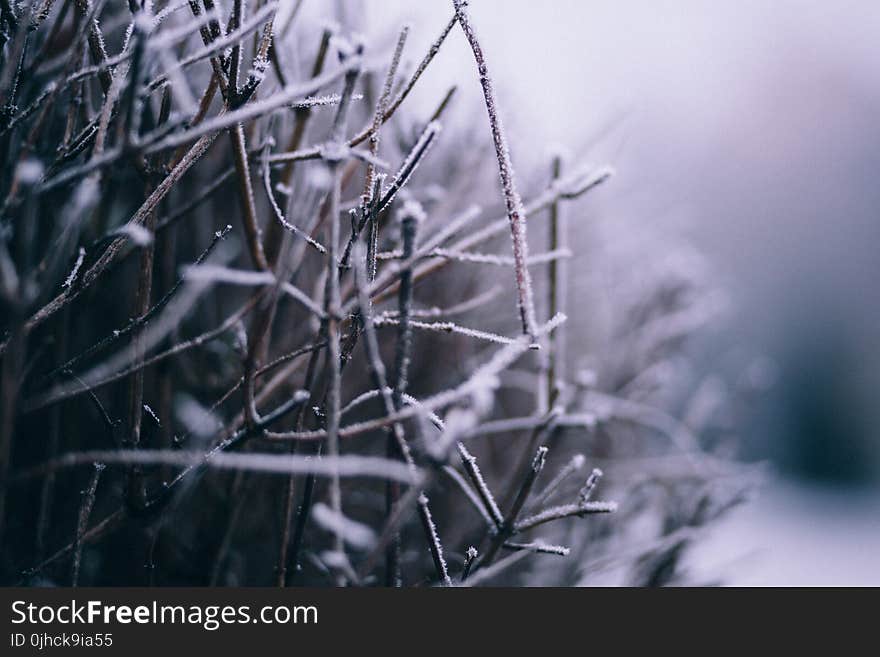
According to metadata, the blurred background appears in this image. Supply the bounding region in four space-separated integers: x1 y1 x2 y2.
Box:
340 0 880 585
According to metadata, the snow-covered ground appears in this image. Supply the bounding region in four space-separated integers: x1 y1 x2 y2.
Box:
688 480 880 585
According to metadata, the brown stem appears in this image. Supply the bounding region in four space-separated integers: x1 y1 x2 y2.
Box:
124 188 157 511
452 0 537 339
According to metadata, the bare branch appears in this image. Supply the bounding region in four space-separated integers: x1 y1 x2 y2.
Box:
452 0 536 338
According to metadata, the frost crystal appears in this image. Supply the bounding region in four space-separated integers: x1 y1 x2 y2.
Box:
143 403 161 426
62 247 86 289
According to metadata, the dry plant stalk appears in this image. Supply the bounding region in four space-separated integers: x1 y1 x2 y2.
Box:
452 0 537 340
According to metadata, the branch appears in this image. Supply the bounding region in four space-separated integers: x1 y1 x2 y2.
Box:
452 0 536 339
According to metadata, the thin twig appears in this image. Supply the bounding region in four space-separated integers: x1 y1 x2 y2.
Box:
461 546 478 582
482 445 548 566
456 443 503 529
353 243 451 586
513 500 618 533
321 45 362 574
71 462 105 586
452 0 536 339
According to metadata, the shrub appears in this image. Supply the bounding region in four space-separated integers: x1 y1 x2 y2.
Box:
0 0 750 586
